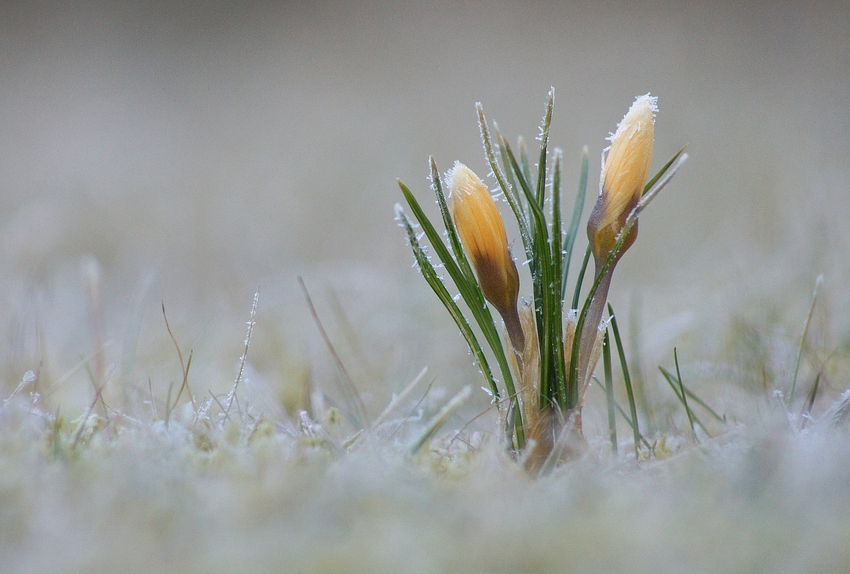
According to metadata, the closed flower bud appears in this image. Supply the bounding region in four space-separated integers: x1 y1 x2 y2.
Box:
450 162 524 350
587 94 656 263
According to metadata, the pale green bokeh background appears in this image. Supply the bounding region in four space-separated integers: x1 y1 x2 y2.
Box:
1 0 848 414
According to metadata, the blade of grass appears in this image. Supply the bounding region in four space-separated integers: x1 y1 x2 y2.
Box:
788 274 823 407
535 88 553 207
398 179 496 339
428 157 476 286
298 280 369 429
386 377 434 442
504 396 517 452
549 149 568 408
628 298 655 434
592 377 653 452
570 246 592 311
397 183 524 448
501 138 549 236
608 304 641 459
550 149 563 302
482 98 570 435
487 120 540 330
681 384 725 423
225 286 260 420
674 348 696 441
478 106 533 266
409 385 473 456
800 370 822 430
603 329 618 453
500 135 561 405
659 365 708 436
397 179 476 307
496 132 545 355
71 389 103 451
635 152 688 215
642 145 687 196
373 366 429 429
519 137 533 194
561 146 588 299
494 125 521 225
162 302 196 414
396 208 499 401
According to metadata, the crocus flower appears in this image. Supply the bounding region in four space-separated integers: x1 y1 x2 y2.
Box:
587 94 656 264
450 162 524 351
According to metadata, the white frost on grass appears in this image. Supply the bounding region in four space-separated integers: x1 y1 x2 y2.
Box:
3 389 850 573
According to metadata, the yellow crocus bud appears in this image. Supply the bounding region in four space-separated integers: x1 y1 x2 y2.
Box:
450 162 524 351
587 94 656 263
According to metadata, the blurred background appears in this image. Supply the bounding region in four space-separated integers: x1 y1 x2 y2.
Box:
1 0 848 422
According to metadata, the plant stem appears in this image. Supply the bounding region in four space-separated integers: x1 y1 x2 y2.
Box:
502 306 526 354
576 265 613 393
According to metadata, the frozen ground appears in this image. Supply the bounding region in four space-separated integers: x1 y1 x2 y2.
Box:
4 382 850 573
1 1 850 572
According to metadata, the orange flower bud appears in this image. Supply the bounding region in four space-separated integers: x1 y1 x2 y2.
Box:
587 94 656 263
450 162 524 350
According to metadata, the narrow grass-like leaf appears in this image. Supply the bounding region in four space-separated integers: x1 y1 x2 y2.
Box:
561 146 588 299
800 370 822 430
628 300 656 434
659 365 708 436
674 348 696 441
478 106 533 265
428 157 476 286
603 329 618 453
549 150 567 406
788 274 823 407
550 150 563 303
504 398 517 452
608 304 641 458
502 139 548 229
372 366 428 430
519 137 533 193
682 384 725 423
397 208 499 400
226 286 261 420
409 385 473 456
636 151 688 215
398 179 525 448
535 88 553 207
497 144 548 257
398 180 481 315
399 182 458 271
592 377 653 451
425 166 513 357
494 126 521 224
505 136 562 405
642 145 687 196
496 133 545 344
571 246 592 311
162 303 196 413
